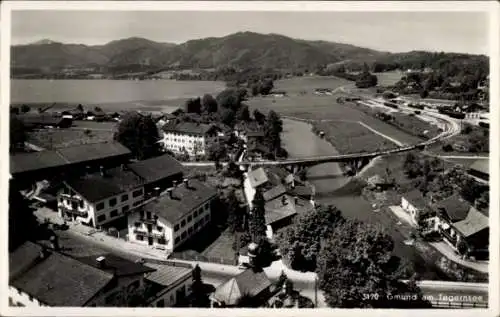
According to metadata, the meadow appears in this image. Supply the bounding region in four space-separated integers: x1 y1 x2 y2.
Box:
27 128 113 149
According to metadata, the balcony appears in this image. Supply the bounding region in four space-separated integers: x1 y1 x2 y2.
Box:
133 229 165 240
59 205 88 218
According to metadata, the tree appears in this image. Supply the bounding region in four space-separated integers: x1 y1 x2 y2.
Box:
10 116 26 153
201 94 218 113
248 188 267 243
236 104 251 122
20 104 31 113
317 220 431 308
216 88 243 111
207 141 227 161
276 270 288 289
189 264 210 307
114 112 161 160
94 106 103 112
227 190 244 233
219 107 236 126
420 90 429 99
460 178 485 203
251 83 260 96
253 109 266 124
264 110 283 157
76 104 84 112
185 97 202 114
276 205 345 272
260 79 274 95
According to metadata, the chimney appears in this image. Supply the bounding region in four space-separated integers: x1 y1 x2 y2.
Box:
154 187 161 197
281 195 287 206
99 166 105 177
96 256 106 268
167 188 174 199
172 180 177 188
183 178 189 188
49 235 60 251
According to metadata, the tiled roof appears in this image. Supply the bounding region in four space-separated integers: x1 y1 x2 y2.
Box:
288 185 313 198
57 142 131 164
144 262 192 288
143 179 217 224
436 195 471 222
404 189 428 210
9 242 113 307
212 268 271 306
10 141 131 175
127 154 183 184
163 121 218 135
77 253 155 277
247 168 269 188
469 159 489 175
266 167 291 181
453 207 489 238
9 241 44 280
264 195 313 225
64 166 144 202
10 151 68 174
263 185 287 201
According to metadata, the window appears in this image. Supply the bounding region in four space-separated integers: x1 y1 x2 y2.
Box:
146 211 152 219
157 226 163 232
157 237 166 245
121 194 129 202
71 201 78 209
79 200 84 209
181 231 187 239
134 222 141 228
109 198 117 207
188 227 193 234
96 202 105 211
174 224 180 232
194 210 198 217
156 299 165 307
175 237 180 244
181 219 186 227
133 189 143 198
170 295 174 303
136 235 144 241
122 205 129 213
133 200 142 207
139 210 145 218
97 214 106 222
187 215 192 222
110 210 118 217
194 223 199 230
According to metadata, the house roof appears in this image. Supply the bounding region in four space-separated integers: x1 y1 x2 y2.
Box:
9 241 45 280
57 142 131 164
20 114 67 126
453 207 489 238
10 150 68 175
288 185 313 198
143 179 217 224
144 262 192 288
10 142 132 175
266 167 291 181
9 242 113 307
263 185 287 201
404 189 427 210
264 195 313 225
162 121 218 135
246 130 265 137
436 195 471 222
76 253 155 277
127 154 183 184
212 268 271 306
64 167 144 203
247 168 269 188
469 159 489 175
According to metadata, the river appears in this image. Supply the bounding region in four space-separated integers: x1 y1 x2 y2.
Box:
281 118 444 280
281 118 349 193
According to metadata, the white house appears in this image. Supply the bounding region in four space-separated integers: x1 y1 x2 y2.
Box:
127 179 217 251
144 261 194 307
243 167 269 209
161 122 221 157
57 166 145 228
401 189 429 227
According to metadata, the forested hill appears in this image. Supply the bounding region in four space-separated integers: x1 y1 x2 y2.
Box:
11 31 487 77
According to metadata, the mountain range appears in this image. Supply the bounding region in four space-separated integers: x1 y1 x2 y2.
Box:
11 31 486 72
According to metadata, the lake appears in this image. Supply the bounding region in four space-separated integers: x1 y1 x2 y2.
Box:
10 79 227 105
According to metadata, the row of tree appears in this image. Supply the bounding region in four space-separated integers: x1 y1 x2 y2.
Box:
275 203 431 308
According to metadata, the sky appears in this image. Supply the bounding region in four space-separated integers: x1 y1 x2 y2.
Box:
11 11 489 55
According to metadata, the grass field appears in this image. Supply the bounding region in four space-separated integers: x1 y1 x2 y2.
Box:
374 71 404 87
273 75 353 95
248 94 424 146
312 121 396 154
27 128 113 149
